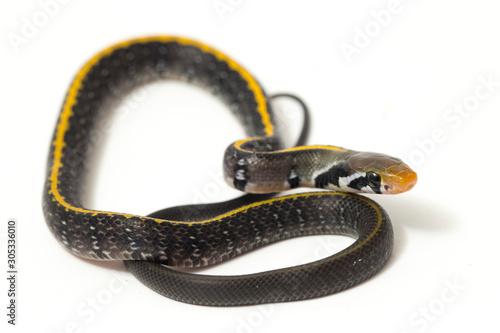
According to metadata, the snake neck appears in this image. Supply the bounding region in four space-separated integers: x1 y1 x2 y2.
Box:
224 138 356 193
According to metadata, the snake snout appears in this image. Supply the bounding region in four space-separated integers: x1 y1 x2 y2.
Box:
385 164 417 194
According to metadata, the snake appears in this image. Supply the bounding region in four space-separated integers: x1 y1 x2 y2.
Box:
43 36 417 306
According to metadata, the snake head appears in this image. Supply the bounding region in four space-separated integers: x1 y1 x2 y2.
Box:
337 152 417 194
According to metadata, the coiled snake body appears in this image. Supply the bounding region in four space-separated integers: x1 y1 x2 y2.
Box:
43 36 417 306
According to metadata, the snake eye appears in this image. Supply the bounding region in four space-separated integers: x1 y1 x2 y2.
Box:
366 172 381 188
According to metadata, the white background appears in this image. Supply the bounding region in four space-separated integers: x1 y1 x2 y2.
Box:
1 0 499 332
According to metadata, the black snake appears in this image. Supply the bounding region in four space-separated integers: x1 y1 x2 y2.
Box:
43 36 417 306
